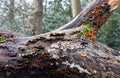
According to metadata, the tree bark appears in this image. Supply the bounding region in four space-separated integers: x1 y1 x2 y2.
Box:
0 0 120 78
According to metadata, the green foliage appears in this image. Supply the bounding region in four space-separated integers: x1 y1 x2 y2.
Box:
0 37 6 43
42 0 71 33
77 31 85 38
0 0 71 34
77 24 93 38
98 5 120 50
82 24 93 32
0 0 32 34
81 0 92 9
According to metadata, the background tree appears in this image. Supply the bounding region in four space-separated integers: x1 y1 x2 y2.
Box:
70 0 81 17
8 0 15 24
27 0 43 35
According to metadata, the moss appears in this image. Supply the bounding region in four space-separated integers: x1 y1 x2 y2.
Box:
0 37 6 43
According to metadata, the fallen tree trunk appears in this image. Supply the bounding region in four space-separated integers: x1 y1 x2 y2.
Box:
0 0 120 78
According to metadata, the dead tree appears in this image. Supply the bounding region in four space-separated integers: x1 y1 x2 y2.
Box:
0 0 120 78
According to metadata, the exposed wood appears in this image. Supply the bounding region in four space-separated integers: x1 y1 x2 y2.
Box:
0 0 120 78
108 0 120 11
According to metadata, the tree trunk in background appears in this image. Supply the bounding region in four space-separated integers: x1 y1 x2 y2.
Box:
8 0 15 24
70 0 81 17
33 0 43 35
27 0 43 35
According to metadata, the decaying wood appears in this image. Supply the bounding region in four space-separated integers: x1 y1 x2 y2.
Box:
0 0 120 78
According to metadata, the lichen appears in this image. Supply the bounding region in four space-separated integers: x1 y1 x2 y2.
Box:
62 61 91 74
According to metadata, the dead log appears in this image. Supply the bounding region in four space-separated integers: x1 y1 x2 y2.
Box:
0 0 120 78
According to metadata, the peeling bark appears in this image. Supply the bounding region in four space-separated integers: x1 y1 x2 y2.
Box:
0 0 120 78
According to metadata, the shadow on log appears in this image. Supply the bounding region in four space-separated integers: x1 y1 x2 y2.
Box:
0 0 120 78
